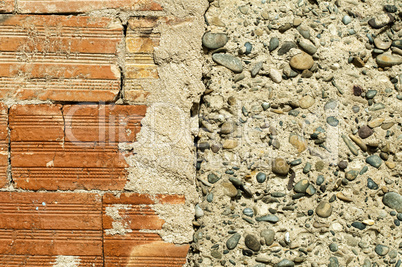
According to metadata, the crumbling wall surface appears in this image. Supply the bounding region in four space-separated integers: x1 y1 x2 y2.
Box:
0 0 207 266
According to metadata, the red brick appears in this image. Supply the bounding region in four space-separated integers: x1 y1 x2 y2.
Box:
0 103 8 188
10 104 146 190
18 0 163 13
103 193 189 266
0 15 122 102
0 192 103 265
0 0 13 12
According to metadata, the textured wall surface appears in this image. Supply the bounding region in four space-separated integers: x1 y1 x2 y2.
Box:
0 0 207 265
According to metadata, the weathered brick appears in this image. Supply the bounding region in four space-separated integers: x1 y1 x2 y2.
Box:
18 0 163 14
103 193 189 266
10 104 146 190
125 17 161 103
0 15 122 102
0 103 8 188
0 0 13 12
0 192 103 266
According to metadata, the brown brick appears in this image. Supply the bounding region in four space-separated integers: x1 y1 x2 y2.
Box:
0 103 8 188
0 0 13 12
125 17 161 103
10 104 146 190
103 193 189 266
0 15 122 102
18 0 162 14
0 192 103 265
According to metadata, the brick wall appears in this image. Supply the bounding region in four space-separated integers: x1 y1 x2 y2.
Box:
0 0 208 265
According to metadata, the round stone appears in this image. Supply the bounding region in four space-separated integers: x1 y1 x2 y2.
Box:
208 173 220 184
375 244 389 256
294 179 309 193
345 170 358 181
202 32 228 49
328 257 339 267
276 259 295 267
260 229 275 246
243 208 254 217
358 125 374 139
383 192 402 213
342 15 352 25
351 222 366 230
329 243 338 252
326 116 339 127
222 183 238 197
195 204 204 218
367 178 379 190
316 202 333 218
316 175 325 185
226 233 241 250
376 54 402 67
290 53 314 70
366 155 383 168
338 160 348 170
270 68 282 83
245 234 261 252
299 95 315 109
269 37 279 52
212 53 243 72
256 172 267 183
272 158 290 176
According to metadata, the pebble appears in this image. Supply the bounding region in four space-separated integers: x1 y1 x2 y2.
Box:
384 5 397 13
392 40 402 49
297 25 310 39
329 243 338 252
345 170 358 181
272 158 290 176
195 204 204 218
256 172 267 183
251 61 263 77
245 234 261 252
244 42 252 54
375 244 389 256
324 99 338 110
299 95 315 109
374 37 392 50
366 155 382 168
316 202 332 218
316 175 325 185
243 208 254 217
367 178 379 190
328 257 339 267
376 53 402 67
226 233 241 250
211 250 222 259
368 14 394 29
269 37 279 52
256 214 279 223
223 139 238 149
338 160 348 170
326 116 339 127
358 125 373 139
303 162 311 173
202 32 228 49
290 53 314 70
383 192 402 212
208 173 220 184
294 179 309 193
222 183 238 197
299 40 317 55
341 134 359 156
278 41 297 56
367 118 384 128
342 15 352 25
289 134 308 153
351 222 366 230
260 229 275 246
276 259 295 267
212 53 243 72
270 69 282 83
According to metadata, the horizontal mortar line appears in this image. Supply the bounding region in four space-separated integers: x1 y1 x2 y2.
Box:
0 62 118 66
0 51 118 57
0 29 123 35
0 59 117 64
0 87 120 91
